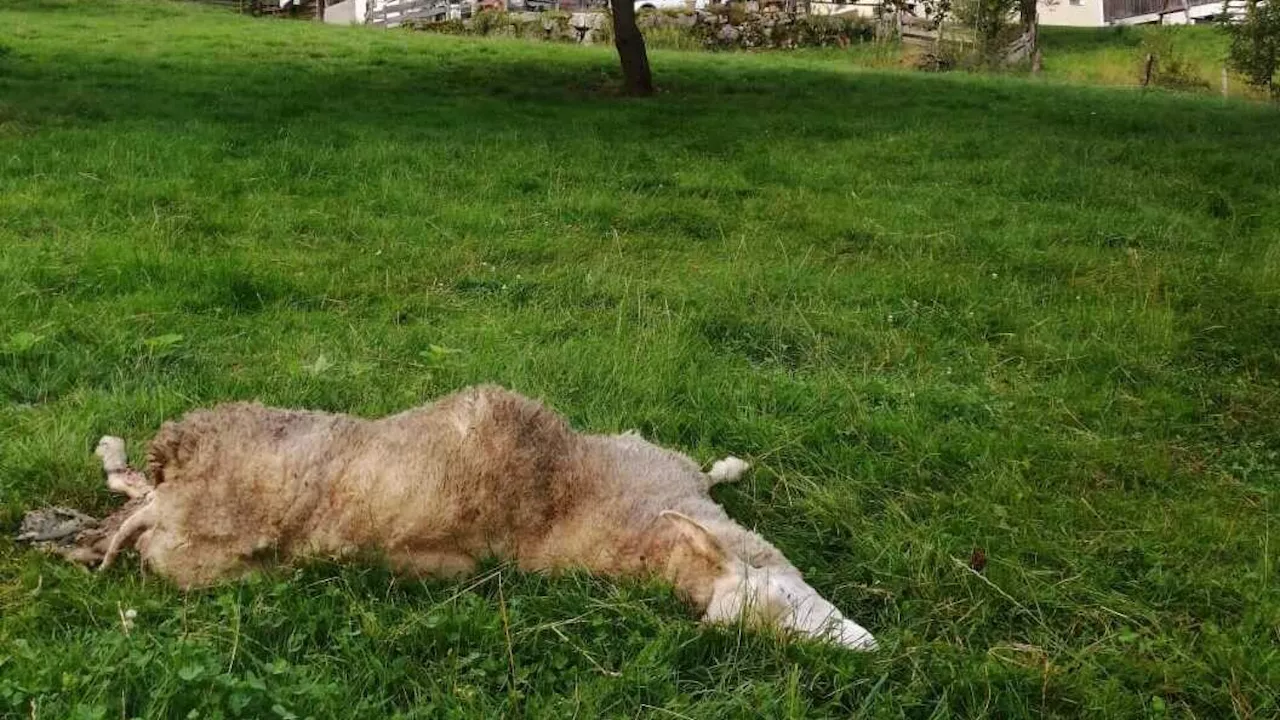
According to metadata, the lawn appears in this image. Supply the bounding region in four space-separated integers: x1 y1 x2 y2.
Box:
643 21 1261 100
1 1 1278 717
1035 25 1241 95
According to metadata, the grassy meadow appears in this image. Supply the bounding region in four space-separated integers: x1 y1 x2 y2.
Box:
1 1 1278 717
1035 25 1239 95
640 21 1263 100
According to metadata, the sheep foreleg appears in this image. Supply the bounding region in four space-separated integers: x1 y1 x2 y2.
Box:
96 436 154 499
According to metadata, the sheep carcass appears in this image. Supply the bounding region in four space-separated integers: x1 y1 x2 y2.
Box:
44 385 877 651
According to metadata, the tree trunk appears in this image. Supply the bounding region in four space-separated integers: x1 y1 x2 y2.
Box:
609 0 654 96
1019 0 1037 32
1018 0 1038 64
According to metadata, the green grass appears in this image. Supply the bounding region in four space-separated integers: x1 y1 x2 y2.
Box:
1 1 1278 717
1036 25 1247 96
644 24 1261 100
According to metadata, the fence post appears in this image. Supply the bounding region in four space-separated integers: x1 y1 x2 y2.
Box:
1141 53 1155 88
316 0 326 21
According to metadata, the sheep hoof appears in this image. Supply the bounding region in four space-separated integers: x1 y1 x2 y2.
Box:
830 620 878 652
707 456 750 485
106 470 153 499
96 435 128 472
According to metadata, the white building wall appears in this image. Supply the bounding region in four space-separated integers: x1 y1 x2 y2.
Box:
813 0 1111 27
324 0 369 22
809 1 883 18
1038 0 1106 26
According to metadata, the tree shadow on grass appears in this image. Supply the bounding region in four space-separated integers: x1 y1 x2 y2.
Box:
2 1 1276 244
2 8 1274 153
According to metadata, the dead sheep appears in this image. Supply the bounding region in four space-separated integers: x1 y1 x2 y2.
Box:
29 384 877 651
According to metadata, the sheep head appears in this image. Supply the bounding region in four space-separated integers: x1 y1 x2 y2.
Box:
660 510 877 652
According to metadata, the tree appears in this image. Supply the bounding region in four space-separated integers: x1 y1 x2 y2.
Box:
609 0 654 96
1018 0 1037 45
1224 0 1280 99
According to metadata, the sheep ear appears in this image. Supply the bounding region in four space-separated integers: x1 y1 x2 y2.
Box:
660 510 728 567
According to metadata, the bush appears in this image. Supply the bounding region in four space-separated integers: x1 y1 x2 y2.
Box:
471 8 505 36
913 49 957 71
795 15 875 46
1223 0 1280 98
538 10 573 41
594 14 614 44
952 0 1021 59
410 18 468 34
1140 30 1210 91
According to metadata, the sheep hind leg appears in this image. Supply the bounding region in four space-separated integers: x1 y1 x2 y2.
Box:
98 496 159 571
38 494 149 569
95 435 154 499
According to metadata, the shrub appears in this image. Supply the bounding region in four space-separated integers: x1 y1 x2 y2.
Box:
913 48 957 71
1223 0 1280 98
594 14 614 44
953 0 1017 56
1140 30 1210 91
471 8 505 36
411 18 468 34
538 10 573 41
794 15 875 46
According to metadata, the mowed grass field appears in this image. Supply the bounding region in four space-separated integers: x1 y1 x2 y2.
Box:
1 1 1278 717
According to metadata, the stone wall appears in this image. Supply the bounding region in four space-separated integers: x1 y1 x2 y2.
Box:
684 4 875 48
405 3 876 48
